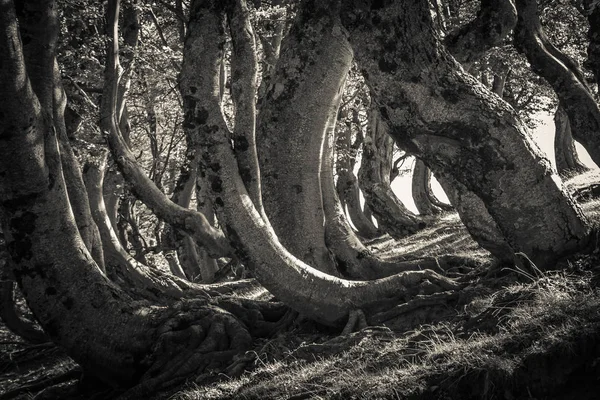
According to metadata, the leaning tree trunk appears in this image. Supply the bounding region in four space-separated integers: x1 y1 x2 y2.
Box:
513 0 600 166
256 1 356 275
53 70 105 271
322 98 471 279
554 104 588 177
340 0 590 269
358 108 425 238
83 150 219 301
335 124 380 238
436 174 516 263
411 158 445 215
0 1 356 395
184 0 460 327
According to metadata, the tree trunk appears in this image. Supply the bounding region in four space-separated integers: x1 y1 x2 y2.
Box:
0 250 48 344
195 168 220 283
256 1 354 275
337 170 381 238
184 0 460 328
436 174 516 263
336 124 380 239
412 159 444 215
444 0 518 66
83 151 190 299
228 1 265 218
492 69 511 98
322 99 461 279
554 105 588 177
341 0 590 269
359 109 425 238
513 0 600 166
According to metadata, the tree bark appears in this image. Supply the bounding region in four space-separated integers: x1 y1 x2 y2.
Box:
184 0 461 328
359 109 425 238
0 2 269 392
514 0 600 166
554 104 588 177
341 0 590 269
322 99 463 279
436 174 516 263
335 123 380 238
227 0 265 218
256 0 354 275
53 66 105 272
444 0 518 66
411 158 444 215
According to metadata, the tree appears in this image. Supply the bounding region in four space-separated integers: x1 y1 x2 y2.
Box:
0 0 594 395
340 0 590 268
358 108 426 238
514 0 600 166
411 158 452 215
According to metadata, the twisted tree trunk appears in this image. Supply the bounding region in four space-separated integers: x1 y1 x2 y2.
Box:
514 0 600 166
411 159 445 215
336 124 380 238
359 109 425 238
256 1 355 275
341 0 590 268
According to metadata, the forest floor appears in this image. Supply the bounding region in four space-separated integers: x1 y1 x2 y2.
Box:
3 171 600 399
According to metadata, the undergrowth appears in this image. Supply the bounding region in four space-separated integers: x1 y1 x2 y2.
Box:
173 267 600 400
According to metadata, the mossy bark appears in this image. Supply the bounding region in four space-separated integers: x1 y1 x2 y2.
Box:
256 1 354 275
341 0 590 268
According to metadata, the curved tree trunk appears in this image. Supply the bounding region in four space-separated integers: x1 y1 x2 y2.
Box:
341 0 590 269
436 174 516 263
554 105 588 177
444 0 518 67
228 1 265 218
0 3 280 393
513 0 600 166
412 158 445 215
84 151 194 299
322 101 464 279
184 0 460 328
335 117 381 239
337 170 381 238
256 1 355 275
359 109 425 238
0 251 48 344
52 67 105 272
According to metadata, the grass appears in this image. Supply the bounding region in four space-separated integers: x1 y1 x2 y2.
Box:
166 266 600 399
4 174 600 399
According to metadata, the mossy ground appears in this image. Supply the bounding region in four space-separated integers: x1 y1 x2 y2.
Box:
2 175 600 399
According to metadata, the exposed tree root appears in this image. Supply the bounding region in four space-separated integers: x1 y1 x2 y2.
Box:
0 368 81 400
0 280 48 344
341 309 368 335
370 291 460 325
117 297 295 399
